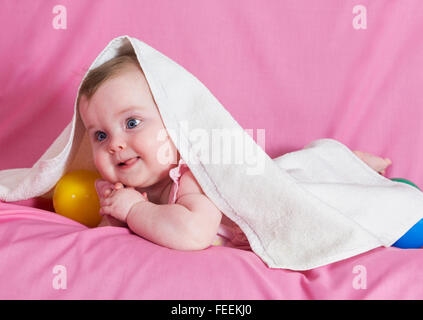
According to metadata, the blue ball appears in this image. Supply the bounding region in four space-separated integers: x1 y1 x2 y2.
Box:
391 178 423 249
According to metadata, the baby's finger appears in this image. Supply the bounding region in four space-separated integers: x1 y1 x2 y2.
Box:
99 206 112 216
104 188 112 197
114 182 124 190
95 179 104 196
95 179 114 196
100 197 111 207
95 179 111 189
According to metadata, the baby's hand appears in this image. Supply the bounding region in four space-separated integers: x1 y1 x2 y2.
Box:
95 180 148 223
95 179 116 199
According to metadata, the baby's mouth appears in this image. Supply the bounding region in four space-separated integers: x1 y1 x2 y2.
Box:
118 156 141 168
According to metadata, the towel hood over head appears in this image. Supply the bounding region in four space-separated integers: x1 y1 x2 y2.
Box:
2 35 423 270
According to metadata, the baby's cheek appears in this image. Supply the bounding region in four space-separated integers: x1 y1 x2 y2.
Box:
94 154 116 183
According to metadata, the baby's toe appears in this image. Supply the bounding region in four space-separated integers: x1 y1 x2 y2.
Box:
380 158 392 170
377 158 392 174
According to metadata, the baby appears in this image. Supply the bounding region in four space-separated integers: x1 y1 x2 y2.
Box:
78 51 392 251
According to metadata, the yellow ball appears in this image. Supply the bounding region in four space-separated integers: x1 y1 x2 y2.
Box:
53 170 102 228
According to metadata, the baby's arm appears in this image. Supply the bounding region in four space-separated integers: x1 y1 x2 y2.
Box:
126 171 222 251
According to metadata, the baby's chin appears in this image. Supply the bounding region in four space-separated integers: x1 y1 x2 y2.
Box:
98 167 166 188
96 173 134 187
108 174 146 188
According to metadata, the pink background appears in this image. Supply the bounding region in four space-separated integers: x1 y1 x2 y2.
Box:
1 0 423 184
1 0 423 299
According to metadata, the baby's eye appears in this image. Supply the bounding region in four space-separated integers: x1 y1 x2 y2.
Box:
126 118 141 129
95 131 107 142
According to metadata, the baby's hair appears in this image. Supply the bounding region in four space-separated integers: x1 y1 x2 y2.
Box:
77 48 143 108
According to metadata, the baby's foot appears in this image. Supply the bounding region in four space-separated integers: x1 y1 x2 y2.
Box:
353 150 392 175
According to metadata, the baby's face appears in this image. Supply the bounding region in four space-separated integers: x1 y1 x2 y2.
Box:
79 64 178 188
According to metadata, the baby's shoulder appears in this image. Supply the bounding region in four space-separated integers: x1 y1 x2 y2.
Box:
176 169 205 200
175 169 223 220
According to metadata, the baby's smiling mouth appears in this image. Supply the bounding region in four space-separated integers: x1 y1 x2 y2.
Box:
118 156 141 168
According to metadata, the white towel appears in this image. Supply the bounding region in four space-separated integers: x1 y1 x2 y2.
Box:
1 35 423 270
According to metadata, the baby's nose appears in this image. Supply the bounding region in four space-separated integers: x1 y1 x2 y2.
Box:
108 139 126 154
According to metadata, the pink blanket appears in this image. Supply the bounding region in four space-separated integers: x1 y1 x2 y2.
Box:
1 0 423 299
1 201 423 299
